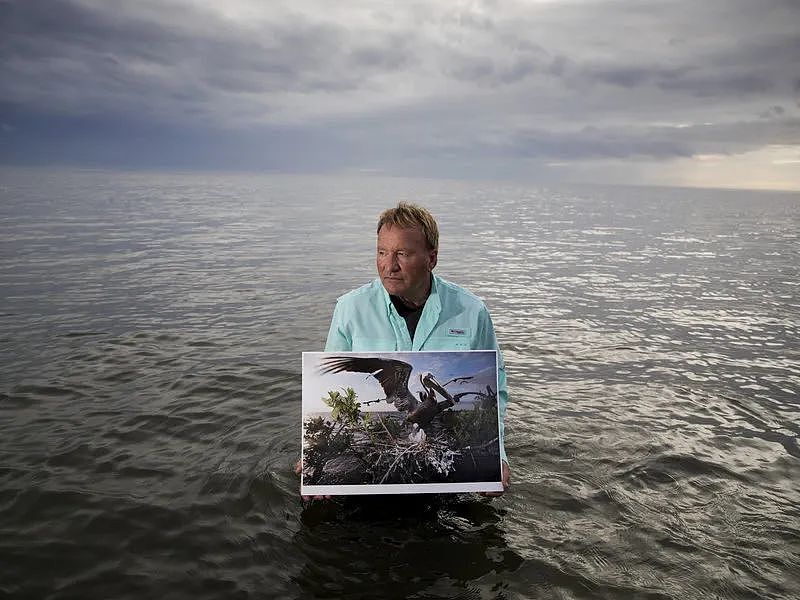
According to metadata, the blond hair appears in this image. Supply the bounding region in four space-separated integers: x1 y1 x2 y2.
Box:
376 202 439 250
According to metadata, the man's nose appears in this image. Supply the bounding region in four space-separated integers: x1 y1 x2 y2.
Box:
385 253 400 272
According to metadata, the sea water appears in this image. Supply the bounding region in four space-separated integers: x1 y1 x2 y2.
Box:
1 167 798 599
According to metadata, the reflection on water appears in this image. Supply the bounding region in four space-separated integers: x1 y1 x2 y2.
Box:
294 497 524 599
1 168 798 599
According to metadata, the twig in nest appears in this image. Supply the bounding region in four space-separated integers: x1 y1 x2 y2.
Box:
378 446 416 484
378 415 396 443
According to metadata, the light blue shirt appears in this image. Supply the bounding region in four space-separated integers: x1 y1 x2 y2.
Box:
325 274 508 462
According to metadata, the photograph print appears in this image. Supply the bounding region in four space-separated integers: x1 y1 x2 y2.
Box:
301 350 502 495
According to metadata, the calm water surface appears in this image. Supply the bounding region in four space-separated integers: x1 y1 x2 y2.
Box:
1 168 798 599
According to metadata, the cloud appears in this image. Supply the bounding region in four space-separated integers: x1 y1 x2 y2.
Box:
0 0 798 188
0 0 419 124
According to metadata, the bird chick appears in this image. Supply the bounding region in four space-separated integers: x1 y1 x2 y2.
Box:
408 423 427 444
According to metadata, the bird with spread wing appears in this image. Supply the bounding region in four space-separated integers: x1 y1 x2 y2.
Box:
318 355 459 428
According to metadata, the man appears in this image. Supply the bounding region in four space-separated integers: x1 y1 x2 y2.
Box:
301 202 510 497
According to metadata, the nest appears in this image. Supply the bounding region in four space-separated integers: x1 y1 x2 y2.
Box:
358 431 459 484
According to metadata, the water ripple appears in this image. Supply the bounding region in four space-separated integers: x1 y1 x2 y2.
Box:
1 170 799 598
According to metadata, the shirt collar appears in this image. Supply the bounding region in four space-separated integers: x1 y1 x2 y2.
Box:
380 273 440 314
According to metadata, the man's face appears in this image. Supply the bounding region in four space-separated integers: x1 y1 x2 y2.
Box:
376 224 438 302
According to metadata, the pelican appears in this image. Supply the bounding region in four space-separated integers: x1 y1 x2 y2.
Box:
407 371 458 428
318 357 456 421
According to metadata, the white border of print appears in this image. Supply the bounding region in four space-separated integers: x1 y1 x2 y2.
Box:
301 350 502 496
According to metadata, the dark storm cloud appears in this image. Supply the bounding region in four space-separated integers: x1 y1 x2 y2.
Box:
663 73 775 97
652 34 800 98
349 38 411 71
1 0 798 181
477 118 800 164
0 100 361 171
0 0 414 120
1 0 195 71
576 63 689 89
508 128 693 160
445 54 542 86
674 118 800 148
761 106 786 118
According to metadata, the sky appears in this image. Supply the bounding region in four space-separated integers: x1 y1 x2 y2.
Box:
1 0 799 190
302 351 498 414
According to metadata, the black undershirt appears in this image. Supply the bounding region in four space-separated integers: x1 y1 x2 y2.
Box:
390 295 424 341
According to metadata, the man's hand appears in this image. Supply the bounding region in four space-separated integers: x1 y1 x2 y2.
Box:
294 459 333 501
480 460 510 498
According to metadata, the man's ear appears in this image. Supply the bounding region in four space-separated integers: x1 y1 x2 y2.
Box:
429 249 438 271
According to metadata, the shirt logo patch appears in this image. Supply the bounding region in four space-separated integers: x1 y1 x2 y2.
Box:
448 328 467 336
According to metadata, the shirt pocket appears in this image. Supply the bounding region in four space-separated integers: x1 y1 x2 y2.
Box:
351 337 397 352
